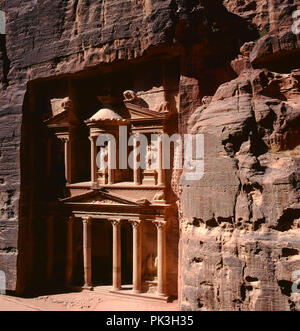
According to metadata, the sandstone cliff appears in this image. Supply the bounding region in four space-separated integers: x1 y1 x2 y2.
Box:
0 0 299 310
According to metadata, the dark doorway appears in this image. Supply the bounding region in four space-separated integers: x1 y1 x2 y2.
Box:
121 221 133 285
92 221 113 286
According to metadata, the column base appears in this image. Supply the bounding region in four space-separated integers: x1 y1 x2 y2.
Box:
111 286 122 292
65 284 94 292
82 285 94 291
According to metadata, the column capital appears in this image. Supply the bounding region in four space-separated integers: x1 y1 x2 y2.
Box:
152 219 166 229
110 219 122 227
56 134 69 142
129 219 141 228
89 136 97 142
68 216 75 223
82 216 93 224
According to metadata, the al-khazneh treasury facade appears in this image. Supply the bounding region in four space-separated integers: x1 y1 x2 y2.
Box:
35 69 180 301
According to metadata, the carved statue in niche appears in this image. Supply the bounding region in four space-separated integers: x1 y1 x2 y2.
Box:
146 145 153 170
97 142 109 184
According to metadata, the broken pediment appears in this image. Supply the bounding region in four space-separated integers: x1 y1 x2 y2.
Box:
43 97 74 130
124 102 166 120
50 97 71 117
44 108 69 129
123 90 169 120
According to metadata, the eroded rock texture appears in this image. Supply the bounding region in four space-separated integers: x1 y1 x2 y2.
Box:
179 0 300 310
180 67 300 311
0 0 299 310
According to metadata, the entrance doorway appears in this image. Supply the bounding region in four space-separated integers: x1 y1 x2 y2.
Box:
91 220 133 287
92 221 112 286
121 221 133 285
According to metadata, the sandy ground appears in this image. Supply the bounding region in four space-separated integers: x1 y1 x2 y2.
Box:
0 291 179 311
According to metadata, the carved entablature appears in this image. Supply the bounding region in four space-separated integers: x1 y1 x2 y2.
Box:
44 97 76 136
44 106 69 132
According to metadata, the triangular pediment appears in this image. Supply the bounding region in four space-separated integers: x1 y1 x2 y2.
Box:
61 189 141 206
124 102 166 120
44 109 69 128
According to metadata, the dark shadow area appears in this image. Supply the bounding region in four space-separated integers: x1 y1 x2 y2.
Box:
0 33 10 89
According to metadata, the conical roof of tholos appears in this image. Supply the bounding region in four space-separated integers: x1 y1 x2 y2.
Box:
88 107 123 122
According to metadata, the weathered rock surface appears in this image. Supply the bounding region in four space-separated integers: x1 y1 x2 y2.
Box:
177 0 300 312
0 0 299 310
179 66 300 310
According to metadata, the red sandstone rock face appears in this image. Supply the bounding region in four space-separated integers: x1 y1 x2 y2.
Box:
0 0 299 310
180 66 300 310
177 1 300 311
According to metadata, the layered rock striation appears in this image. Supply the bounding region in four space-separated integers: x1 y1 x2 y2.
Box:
0 0 299 310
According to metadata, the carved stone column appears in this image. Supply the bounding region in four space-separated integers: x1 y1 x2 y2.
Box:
108 139 115 185
133 135 141 185
157 134 164 186
64 137 70 184
110 219 121 291
129 220 142 293
66 216 74 285
46 216 54 283
82 217 93 289
89 136 97 184
57 134 71 184
153 220 166 296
